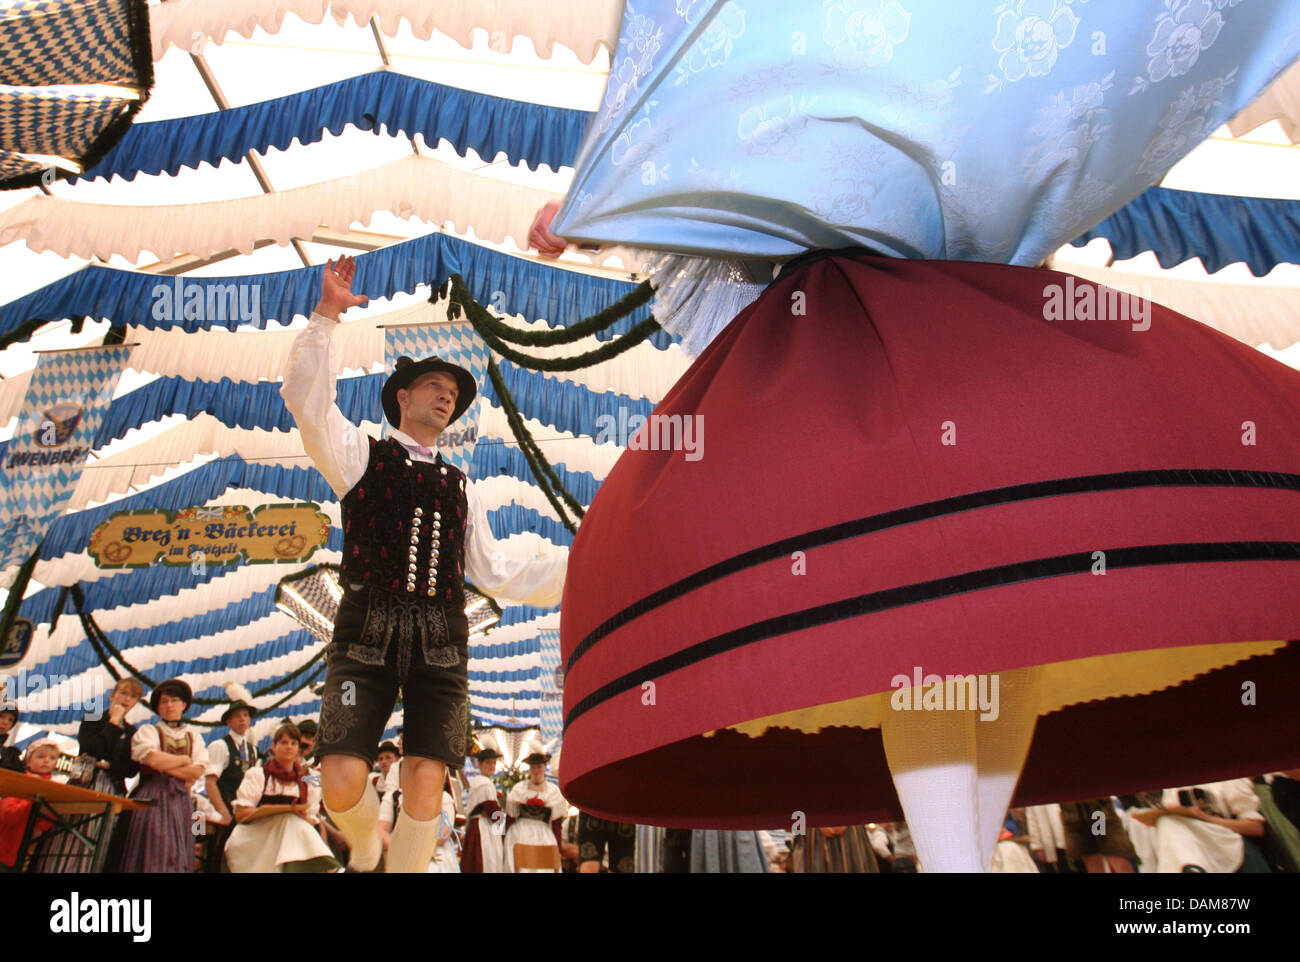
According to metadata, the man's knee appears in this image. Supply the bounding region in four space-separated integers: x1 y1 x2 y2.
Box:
321 754 370 809
399 756 446 817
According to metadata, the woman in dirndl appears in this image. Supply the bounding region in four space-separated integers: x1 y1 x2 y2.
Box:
29 677 143 872
114 678 208 873
225 722 340 873
426 777 461 874
539 1 1300 873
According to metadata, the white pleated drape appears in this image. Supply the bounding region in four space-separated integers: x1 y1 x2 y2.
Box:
1049 259 1300 351
0 155 563 263
149 0 624 64
1227 58 1300 143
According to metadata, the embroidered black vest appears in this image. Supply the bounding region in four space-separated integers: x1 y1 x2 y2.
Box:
517 798 553 822
217 734 254 805
341 437 469 606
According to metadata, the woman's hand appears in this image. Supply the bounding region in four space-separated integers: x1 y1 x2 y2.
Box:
528 200 568 258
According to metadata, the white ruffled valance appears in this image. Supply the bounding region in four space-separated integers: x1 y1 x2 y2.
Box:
0 154 563 263
1228 58 1300 143
477 400 620 480
69 406 610 516
149 0 623 64
123 298 687 395
68 415 362 512
1049 259 1300 351
124 300 417 384
30 612 322 710
0 368 31 426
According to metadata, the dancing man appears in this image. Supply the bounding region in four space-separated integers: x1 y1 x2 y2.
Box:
282 256 567 872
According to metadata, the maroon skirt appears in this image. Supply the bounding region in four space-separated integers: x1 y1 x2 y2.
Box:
558 253 1300 827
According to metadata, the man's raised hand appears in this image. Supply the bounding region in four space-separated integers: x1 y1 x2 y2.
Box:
317 255 370 319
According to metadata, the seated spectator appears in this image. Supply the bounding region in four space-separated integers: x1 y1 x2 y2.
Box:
296 720 318 771
224 723 340 873
0 708 25 772
0 739 61 867
1025 803 1070 872
1059 798 1136 873
1130 779 1269 873
1270 768 1300 831
790 824 880 873
372 741 399 792
989 812 1039 873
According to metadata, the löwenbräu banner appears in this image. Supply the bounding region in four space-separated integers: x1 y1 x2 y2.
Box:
0 345 132 571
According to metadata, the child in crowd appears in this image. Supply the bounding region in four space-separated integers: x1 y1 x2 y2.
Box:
0 739 61 867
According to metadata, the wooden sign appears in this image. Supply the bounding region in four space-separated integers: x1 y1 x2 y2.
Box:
88 503 330 569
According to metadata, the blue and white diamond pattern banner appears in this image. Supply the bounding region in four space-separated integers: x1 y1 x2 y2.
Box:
0 344 131 570
383 318 488 475
537 627 563 745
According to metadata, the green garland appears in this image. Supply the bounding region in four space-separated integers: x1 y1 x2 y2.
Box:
0 538 42 652
436 273 668 534
68 584 330 725
484 358 583 533
78 607 122 683
436 275 656 346
0 315 89 353
446 274 663 372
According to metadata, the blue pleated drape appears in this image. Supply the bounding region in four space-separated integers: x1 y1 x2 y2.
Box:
78 71 592 183
1070 185 1300 275
0 233 668 347
94 357 655 445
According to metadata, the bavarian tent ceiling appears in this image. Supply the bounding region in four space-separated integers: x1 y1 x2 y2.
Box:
0 0 1298 753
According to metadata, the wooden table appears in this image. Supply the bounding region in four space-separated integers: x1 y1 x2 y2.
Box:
0 769 150 873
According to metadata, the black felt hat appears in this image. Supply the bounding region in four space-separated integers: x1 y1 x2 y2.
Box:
149 678 193 713
381 356 477 429
220 700 256 725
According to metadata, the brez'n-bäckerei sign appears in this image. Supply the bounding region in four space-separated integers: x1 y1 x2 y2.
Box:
89 504 330 568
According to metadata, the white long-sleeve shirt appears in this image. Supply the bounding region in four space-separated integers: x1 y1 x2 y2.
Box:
205 732 258 779
131 722 209 767
280 312 567 608
234 766 322 824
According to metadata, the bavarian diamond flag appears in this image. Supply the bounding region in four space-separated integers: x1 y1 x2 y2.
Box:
0 345 131 571
538 628 563 745
383 301 488 475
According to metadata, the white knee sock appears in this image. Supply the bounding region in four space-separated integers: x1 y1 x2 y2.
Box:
973 667 1041 870
881 667 1041 873
882 703 983 872
325 783 382 872
386 809 441 873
